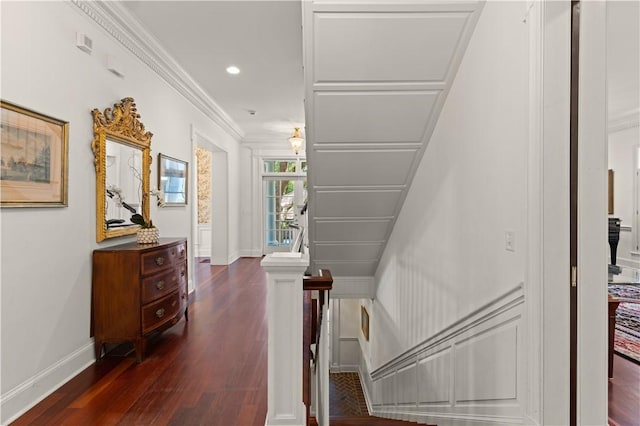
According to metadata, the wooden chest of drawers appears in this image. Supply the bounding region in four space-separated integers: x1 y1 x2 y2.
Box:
92 238 188 362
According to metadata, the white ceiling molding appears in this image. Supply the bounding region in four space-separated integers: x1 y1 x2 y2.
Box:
241 138 294 152
70 0 244 141
608 109 640 134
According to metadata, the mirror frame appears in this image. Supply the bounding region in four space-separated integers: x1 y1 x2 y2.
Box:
91 97 152 242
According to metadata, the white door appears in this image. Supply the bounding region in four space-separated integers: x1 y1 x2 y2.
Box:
263 177 306 254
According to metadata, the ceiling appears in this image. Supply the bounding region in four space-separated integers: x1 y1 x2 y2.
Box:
121 1 305 141
116 1 638 278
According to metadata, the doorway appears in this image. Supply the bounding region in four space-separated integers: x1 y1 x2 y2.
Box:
261 158 307 254
605 1 640 424
191 128 230 268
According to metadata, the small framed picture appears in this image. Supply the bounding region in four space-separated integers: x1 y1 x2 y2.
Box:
361 305 369 341
1 100 69 207
158 153 188 206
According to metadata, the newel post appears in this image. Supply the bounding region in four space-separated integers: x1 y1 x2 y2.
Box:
261 252 309 426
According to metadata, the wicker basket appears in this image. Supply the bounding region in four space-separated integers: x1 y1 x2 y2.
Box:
137 227 159 244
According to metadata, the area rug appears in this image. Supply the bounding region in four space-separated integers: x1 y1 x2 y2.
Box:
608 285 640 364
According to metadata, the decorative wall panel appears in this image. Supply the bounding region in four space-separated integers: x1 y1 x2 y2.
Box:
314 12 471 83
359 285 524 425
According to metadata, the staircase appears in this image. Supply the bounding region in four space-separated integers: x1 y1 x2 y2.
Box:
328 373 434 426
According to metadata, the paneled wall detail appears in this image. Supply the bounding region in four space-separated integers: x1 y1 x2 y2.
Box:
360 285 524 425
302 1 484 276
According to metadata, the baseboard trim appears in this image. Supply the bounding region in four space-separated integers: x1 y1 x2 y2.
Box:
1 340 95 425
239 249 263 258
228 251 240 265
371 409 525 426
358 365 374 416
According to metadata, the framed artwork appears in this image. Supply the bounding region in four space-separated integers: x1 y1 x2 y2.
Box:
361 305 370 341
1 100 69 207
158 153 188 206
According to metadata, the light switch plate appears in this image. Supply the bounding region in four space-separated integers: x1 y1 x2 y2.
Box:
505 231 515 252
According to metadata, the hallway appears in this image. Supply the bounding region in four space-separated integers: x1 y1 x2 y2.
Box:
13 258 268 425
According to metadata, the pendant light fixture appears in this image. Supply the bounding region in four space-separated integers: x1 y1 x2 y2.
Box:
289 127 304 155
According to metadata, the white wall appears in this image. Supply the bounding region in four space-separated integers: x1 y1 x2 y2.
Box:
373 0 527 366
0 2 241 423
608 125 640 267
330 299 361 372
360 2 530 424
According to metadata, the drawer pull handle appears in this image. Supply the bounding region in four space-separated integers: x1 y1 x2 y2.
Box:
155 257 165 266
156 281 165 290
179 249 185 256
156 308 165 318
180 270 185 277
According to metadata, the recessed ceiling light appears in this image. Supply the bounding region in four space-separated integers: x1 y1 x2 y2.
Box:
226 66 240 75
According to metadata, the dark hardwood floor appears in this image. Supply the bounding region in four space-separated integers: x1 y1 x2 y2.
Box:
13 257 268 426
609 354 640 426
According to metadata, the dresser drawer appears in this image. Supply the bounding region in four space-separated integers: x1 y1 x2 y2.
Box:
141 269 181 304
140 243 187 276
141 247 173 275
142 291 181 334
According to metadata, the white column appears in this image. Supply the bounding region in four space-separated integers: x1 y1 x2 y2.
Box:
261 252 309 426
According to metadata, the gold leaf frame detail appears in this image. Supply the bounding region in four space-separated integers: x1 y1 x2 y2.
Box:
92 97 152 242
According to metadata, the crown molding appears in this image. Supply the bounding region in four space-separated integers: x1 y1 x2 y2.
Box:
241 138 294 150
71 0 245 141
608 109 640 134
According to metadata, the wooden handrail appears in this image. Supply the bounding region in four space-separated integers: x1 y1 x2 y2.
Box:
303 269 333 291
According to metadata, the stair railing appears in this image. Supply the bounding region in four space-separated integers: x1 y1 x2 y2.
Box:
304 269 333 426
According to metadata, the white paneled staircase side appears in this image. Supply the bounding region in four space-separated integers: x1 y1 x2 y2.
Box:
302 1 485 277
358 285 525 426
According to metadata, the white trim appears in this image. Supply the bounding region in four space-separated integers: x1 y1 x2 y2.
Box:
191 127 231 266
1 341 95 425
239 249 263 258
577 3 609 423
69 0 244 141
228 251 240 265
525 1 543 423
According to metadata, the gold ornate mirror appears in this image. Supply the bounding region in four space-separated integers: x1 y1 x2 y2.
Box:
91 98 152 242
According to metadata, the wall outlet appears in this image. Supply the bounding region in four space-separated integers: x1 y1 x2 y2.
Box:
505 231 515 252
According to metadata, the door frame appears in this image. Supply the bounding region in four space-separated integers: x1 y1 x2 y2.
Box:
191 126 230 266
530 2 607 424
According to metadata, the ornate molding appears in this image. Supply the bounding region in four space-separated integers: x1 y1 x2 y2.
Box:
70 0 244 141
93 97 152 144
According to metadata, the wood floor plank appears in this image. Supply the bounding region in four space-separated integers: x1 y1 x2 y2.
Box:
609 354 640 426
